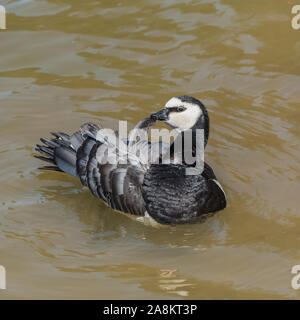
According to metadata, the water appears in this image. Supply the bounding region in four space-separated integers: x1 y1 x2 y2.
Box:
0 0 300 299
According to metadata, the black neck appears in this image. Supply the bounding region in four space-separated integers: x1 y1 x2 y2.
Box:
168 114 209 161
190 114 210 150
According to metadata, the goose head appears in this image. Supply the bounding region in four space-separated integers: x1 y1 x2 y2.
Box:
151 95 210 144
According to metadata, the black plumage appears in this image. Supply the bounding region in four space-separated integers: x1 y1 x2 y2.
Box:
34 96 227 225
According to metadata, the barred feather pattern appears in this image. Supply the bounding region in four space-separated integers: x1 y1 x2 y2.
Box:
34 118 226 223
35 121 154 216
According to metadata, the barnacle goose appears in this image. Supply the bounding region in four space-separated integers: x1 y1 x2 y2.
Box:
35 96 226 225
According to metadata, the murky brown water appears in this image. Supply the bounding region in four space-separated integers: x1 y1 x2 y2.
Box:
0 0 300 299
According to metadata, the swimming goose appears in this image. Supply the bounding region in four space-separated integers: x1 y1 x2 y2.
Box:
35 96 226 225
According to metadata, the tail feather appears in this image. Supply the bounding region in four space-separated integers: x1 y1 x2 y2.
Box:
54 147 77 177
34 121 151 217
35 123 102 179
80 123 100 139
35 144 54 157
40 138 59 149
35 132 77 176
70 131 85 150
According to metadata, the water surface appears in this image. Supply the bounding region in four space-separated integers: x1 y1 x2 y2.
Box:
0 0 300 299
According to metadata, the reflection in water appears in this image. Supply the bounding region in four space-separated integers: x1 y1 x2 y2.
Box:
37 174 227 248
0 0 300 299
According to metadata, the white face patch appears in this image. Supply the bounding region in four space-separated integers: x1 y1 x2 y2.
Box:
165 97 202 131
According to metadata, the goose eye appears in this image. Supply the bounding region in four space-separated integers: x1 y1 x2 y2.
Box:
177 106 185 112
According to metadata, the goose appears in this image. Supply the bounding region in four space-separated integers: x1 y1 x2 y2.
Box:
35 96 226 225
